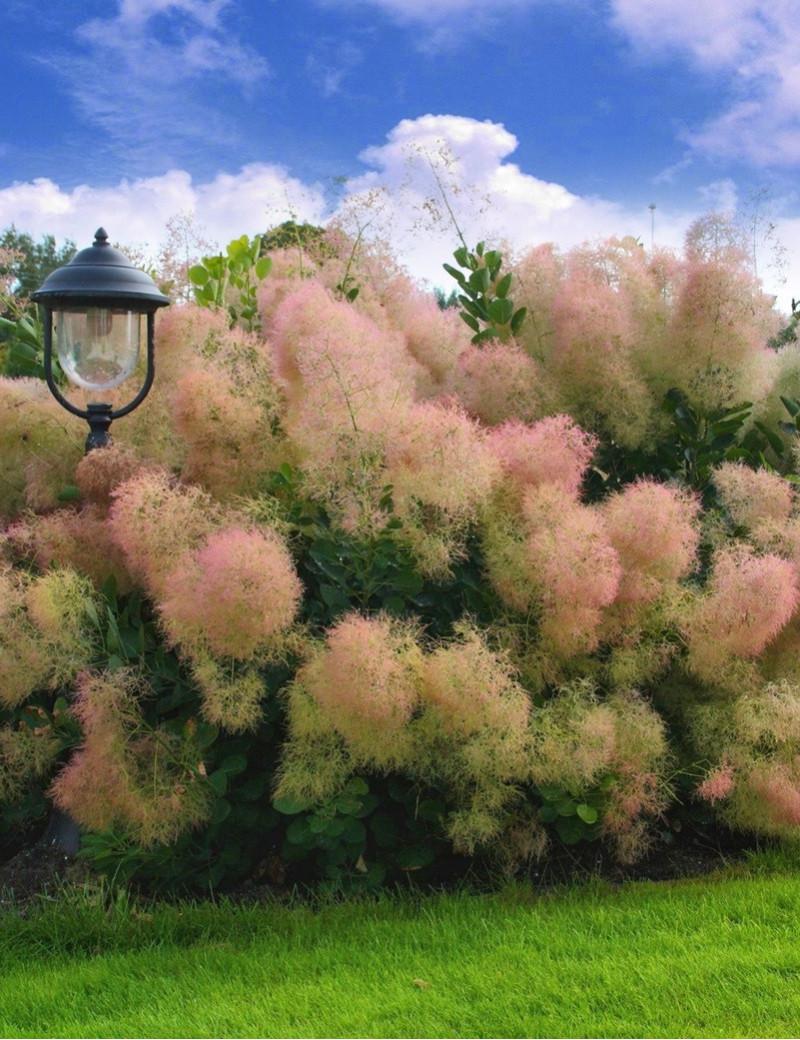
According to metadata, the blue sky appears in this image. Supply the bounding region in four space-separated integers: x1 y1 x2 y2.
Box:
2 0 799 304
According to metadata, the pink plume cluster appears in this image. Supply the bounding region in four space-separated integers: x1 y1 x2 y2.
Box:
386 399 499 520
159 526 302 660
696 763 736 804
301 613 421 748
270 281 418 426
108 471 222 597
171 368 282 498
487 414 598 501
601 479 700 605
523 485 621 657
422 631 530 739
746 763 800 828
686 545 800 682
713 463 795 532
456 342 544 425
51 670 210 846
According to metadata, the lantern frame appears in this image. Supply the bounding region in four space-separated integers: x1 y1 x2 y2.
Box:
30 228 169 451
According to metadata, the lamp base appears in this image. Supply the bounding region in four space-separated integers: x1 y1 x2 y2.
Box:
85 402 113 452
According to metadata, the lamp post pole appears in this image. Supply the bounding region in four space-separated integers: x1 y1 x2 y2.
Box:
30 228 169 853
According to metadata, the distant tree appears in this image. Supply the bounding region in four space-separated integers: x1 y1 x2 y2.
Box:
0 227 76 307
434 286 459 309
0 228 76 377
260 220 335 262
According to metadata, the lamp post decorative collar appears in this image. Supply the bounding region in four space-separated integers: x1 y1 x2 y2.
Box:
31 228 170 452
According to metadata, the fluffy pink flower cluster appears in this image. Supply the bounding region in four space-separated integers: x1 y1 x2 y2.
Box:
696 763 736 804
686 545 800 682
385 399 499 520
159 526 302 660
171 368 279 498
601 479 700 605
301 613 421 750
713 463 795 532
487 415 598 501
523 485 622 657
422 632 530 740
51 670 209 846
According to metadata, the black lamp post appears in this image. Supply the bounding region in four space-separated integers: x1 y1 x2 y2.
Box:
30 228 169 452
30 229 169 856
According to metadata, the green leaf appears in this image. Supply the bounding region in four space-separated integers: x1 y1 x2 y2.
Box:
510 307 527 334
554 816 586 845
57 485 81 502
210 798 231 824
255 256 272 280
753 421 785 455
219 753 248 776
194 722 219 749
442 263 466 286
459 311 480 334
781 395 800 418
286 817 312 845
396 844 436 870
576 803 598 824
495 272 513 298
487 298 513 326
188 264 210 286
206 770 228 797
468 267 491 294
273 792 312 815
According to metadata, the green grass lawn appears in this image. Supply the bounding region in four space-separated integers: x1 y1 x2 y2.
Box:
2 862 800 1039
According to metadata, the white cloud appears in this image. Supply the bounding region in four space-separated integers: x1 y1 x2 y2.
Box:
2 115 795 312
316 0 534 18
46 1 269 168
0 165 326 256
305 38 364 97
339 114 689 285
610 0 800 165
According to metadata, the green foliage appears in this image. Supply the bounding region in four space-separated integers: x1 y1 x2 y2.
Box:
0 226 76 304
188 234 272 331
272 465 497 638
275 774 452 894
587 387 788 503
534 784 603 846
443 241 526 344
0 310 47 379
261 220 330 257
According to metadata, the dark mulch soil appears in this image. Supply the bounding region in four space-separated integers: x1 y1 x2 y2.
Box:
0 831 752 914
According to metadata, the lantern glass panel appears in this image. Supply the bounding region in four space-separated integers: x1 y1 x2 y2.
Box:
56 308 141 392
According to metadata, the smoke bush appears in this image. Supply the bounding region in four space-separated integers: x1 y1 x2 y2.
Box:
171 368 284 498
523 485 621 658
601 479 700 606
159 525 302 661
8 214 800 884
0 377 83 520
684 545 799 683
298 613 421 763
108 471 225 598
51 669 210 846
456 341 545 425
487 414 598 502
713 462 795 532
